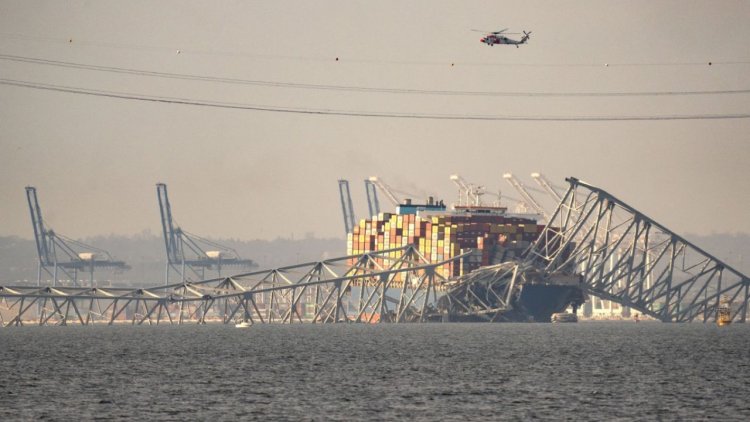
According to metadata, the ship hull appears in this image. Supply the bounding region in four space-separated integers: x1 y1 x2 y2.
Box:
436 283 585 323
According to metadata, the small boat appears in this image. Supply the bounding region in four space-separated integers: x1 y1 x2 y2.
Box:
234 321 251 328
551 312 578 323
717 296 732 327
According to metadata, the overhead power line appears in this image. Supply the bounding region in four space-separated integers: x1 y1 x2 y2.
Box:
1 54 749 98
1 78 749 121
2 32 750 68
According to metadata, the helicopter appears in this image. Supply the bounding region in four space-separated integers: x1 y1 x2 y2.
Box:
473 28 531 47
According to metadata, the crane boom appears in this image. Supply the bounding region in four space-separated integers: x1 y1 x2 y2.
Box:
364 179 381 217
449 174 470 206
368 176 401 207
25 186 53 266
337 179 356 234
530 172 564 203
156 183 182 263
502 173 549 221
449 174 486 206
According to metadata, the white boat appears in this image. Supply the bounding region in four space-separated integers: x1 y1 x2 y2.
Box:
551 312 578 323
234 321 251 328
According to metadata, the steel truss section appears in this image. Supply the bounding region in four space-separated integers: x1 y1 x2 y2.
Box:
526 177 750 323
439 261 523 321
1 246 472 327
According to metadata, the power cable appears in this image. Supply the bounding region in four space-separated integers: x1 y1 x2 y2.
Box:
1 53 749 97
2 78 749 121
2 32 750 68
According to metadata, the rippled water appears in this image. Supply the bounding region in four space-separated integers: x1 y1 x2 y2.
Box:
1 322 749 421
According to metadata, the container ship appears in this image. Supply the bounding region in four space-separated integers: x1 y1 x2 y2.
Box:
346 197 585 322
347 197 543 278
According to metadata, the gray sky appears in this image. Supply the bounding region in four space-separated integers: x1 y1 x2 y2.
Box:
1 1 748 241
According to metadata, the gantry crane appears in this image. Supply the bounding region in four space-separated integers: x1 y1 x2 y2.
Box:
364 179 381 217
156 183 256 284
337 179 356 235
530 172 564 203
449 174 488 206
367 176 401 208
501 173 551 221
25 186 129 287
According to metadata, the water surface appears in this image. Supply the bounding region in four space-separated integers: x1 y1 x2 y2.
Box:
1 322 748 420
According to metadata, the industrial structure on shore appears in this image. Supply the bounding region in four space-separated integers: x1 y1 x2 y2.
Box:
156 183 256 284
23 186 130 287
1 176 749 326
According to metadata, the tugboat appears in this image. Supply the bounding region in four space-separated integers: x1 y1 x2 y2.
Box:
717 296 732 327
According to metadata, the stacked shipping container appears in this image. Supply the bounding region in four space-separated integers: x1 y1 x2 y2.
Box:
347 212 544 279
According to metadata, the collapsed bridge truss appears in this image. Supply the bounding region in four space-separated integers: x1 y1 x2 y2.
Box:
3 177 749 326
1 246 481 326
526 178 750 323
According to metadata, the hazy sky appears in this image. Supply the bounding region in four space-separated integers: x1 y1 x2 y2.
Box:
1 1 748 241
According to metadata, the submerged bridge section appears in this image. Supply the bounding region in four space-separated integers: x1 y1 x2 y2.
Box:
526 178 750 323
